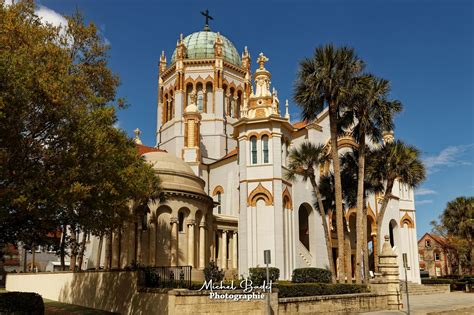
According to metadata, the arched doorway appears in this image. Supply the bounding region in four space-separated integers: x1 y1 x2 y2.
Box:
298 205 310 251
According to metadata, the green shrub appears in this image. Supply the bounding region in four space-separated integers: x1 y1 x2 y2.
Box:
276 283 367 298
203 261 225 282
421 278 452 285
0 292 44 314
249 267 280 285
291 268 331 283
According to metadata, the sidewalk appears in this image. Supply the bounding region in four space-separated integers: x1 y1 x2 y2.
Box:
360 292 474 315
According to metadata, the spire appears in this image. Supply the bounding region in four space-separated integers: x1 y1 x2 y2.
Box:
285 99 290 120
133 128 142 145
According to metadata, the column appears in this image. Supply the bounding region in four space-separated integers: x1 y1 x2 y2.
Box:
232 231 238 269
149 221 156 266
221 230 228 269
372 233 378 270
170 217 178 266
187 220 195 267
199 223 206 269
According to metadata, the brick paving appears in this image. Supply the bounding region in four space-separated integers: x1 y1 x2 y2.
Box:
360 292 474 315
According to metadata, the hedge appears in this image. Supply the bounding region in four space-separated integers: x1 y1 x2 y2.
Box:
249 267 280 285
291 268 332 283
0 292 44 314
275 283 368 298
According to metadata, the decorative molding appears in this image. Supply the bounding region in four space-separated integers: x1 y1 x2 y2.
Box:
248 183 273 206
400 212 415 228
282 187 293 210
212 185 224 196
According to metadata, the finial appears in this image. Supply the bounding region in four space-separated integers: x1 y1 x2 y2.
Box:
180 33 183 42
133 128 142 145
201 9 213 31
384 235 390 241
285 99 290 120
382 130 395 144
257 52 269 70
160 51 166 62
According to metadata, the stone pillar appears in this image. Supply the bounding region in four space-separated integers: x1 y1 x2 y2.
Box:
149 221 156 266
221 230 228 269
372 233 378 270
232 231 238 269
199 223 206 269
170 217 178 266
374 235 402 310
187 220 195 267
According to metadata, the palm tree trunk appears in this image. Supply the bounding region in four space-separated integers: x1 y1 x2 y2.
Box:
376 180 395 257
355 136 366 283
96 235 103 270
77 232 87 271
310 175 336 283
344 225 352 282
329 105 346 282
362 200 370 284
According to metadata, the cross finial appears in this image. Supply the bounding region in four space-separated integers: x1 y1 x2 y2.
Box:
201 9 213 31
257 52 269 70
133 128 142 145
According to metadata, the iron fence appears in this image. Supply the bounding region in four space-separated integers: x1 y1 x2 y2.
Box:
138 266 192 289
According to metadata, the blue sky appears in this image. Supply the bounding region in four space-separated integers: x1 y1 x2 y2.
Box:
36 0 473 237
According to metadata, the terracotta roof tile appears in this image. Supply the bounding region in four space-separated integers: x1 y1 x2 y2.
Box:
293 121 309 129
136 144 166 156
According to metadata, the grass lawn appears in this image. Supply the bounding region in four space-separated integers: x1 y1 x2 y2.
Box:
1 289 117 314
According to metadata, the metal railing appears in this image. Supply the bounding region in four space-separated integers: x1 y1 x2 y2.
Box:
138 266 192 289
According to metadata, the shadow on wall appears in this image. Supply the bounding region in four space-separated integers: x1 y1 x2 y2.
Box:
59 271 168 314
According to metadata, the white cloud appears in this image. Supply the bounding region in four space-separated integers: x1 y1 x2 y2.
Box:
113 121 121 129
415 188 437 196
423 144 473 174
416 200 433 205
35 5 68 29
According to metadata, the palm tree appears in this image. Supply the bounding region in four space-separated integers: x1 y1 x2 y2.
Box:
294 44 364 282
343 75 402 283
441 197 474 273
366 140 426 257
286 142 336 282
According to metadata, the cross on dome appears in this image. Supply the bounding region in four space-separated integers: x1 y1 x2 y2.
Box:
201 9 213 31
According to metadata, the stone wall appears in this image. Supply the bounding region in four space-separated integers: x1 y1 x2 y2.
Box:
6 271 393 314
278 293 389 314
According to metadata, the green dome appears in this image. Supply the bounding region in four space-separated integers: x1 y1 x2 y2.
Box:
171 31 241 66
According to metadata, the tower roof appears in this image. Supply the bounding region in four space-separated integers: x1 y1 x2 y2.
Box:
171 31 242 66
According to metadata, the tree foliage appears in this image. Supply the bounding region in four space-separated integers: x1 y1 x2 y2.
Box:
0 2 161 260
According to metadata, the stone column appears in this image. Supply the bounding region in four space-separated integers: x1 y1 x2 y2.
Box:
199 223 207 269
372 233 378 270
170 217 178 266
149 221 156 266
221 230 228 269
376 235 402 310
232 231 238 269
187 220 195 267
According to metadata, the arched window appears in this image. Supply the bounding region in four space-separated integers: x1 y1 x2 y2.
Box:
197 91 204 112
250 136 257 164
298 205 310 250
178 212 185 232
217 192 222 214
262 135 269 163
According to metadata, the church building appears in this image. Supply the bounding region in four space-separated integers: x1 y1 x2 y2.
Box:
87 21 421 284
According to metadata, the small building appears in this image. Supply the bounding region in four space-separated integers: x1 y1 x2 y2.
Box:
418 233 451 277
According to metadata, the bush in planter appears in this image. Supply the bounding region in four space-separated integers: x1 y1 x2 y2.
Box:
292 267 331 283
249 267 280 285
0 292 44 314
275 283 367 298
203 261 225 282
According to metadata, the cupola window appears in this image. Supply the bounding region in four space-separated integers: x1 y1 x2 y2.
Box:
262 135 269 163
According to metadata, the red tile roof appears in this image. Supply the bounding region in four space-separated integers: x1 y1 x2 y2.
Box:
293 121 309 129
222 148 238 159
136 144 166 156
